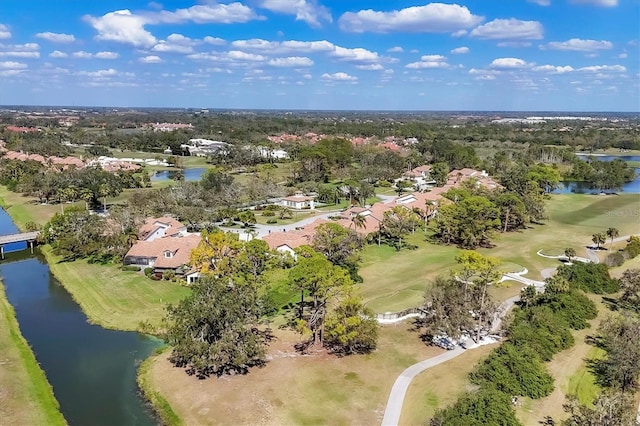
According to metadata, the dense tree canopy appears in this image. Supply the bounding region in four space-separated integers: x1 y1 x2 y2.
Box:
164 274 268 378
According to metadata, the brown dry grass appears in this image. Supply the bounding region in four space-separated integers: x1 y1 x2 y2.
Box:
146 325 443 426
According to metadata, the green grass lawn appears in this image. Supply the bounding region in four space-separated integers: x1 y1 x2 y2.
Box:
359 194 640 313
0 282 66 426
566 346 604 406
43 247 190 331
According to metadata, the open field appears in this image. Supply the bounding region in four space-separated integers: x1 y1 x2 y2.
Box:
0 282 66 426
400 344 496 425
146 325 444 426
43 247 190 331
359 194 640 313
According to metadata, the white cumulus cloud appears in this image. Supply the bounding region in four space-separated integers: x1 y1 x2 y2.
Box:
49 50 68 58
321 72 357 81
338 3 483 33
406 54 450 69
268 56 314 67
204 36 226 46
0 61 27 69
0 42 40 59
84 10 157 48
95 51 119 59
331 46 381 63
450 46 470 54
35 32 76 43
470 18 544 40
387 46 403 53
577 64 626 72
0 24 11 39
72 51 93 59
150 2 261 24
139 55 162 63
542 38 613 51
528 0 551 5
489 57 531 69
259 0 332 28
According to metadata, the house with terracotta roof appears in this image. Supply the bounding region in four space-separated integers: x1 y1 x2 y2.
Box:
139 217 187 241
280 193 315 210
124 234 201 279
261 219 329 256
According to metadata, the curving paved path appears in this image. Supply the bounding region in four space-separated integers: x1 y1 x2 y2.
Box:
380 347 466 426
379 234 640 425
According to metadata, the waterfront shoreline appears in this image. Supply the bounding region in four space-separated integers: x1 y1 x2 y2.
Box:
0 280 66 425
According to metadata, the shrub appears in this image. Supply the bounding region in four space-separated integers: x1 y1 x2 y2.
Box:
624 236 640 259
163 270 176 281
144 267 153 277
266 219 278 224
470 343 554 399
430 387 520 426
378 180 392 187
261 210 275 217
121 265 141 272
605 252 625 267
508 305 574 361
556 262 620 294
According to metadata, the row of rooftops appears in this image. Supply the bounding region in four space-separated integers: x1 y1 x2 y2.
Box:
123 166 501 272
261 167 501 253
1 150 143 172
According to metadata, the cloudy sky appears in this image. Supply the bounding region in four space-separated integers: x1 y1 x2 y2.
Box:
0 0 638 111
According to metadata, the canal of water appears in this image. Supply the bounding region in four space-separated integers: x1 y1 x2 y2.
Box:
0 208 161 425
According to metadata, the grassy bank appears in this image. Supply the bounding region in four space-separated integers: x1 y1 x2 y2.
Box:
0 282 66 425
138 351 183 426
43 246 190 332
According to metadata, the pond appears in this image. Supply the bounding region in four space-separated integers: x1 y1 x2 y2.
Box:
150 167 206 182
554 155 640 194
0 208 161 426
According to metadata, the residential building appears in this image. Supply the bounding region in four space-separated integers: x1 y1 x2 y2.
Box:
123 234 201 277
139 216 188 241
280 193 315 210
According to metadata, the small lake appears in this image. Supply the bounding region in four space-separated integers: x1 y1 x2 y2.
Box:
576 154 640 163
554 155 640 194
0 208 161 425
150 167 206 182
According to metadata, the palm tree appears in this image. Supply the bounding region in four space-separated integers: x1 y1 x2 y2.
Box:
350 213 367 231
592 232 606 250
424 200 436 224
606 227 619 252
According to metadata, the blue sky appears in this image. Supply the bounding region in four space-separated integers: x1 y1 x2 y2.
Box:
0 0 638 111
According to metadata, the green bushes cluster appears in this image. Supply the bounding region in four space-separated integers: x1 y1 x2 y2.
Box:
121 265 141 272
432 286 598 424
556 262 619 294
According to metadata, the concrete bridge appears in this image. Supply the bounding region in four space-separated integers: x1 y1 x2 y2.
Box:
0 231 40 259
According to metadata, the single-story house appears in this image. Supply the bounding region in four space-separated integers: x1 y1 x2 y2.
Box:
124 234 201 277
280 193 315 210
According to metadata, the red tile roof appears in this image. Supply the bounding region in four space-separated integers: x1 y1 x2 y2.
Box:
125 234 201 269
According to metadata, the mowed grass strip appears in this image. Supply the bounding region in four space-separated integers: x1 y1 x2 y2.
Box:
0 282 66 426
43 247 190 331
399 344 496 425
